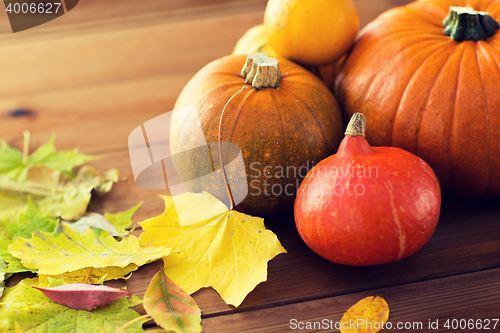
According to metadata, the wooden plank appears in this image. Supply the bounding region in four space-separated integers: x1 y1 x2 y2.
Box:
0 71 191 152
0 10 263 98
201 268 500 332
0 0 412 37
0 0 268 37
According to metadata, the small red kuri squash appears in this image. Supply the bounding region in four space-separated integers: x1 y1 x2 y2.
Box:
295 113 441 266
335 0 500 195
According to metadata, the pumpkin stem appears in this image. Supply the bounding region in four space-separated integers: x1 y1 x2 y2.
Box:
443 6 499 42
345 113 366 137
241 53 281 89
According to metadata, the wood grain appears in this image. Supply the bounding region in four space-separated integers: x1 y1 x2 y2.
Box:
201 268 500 332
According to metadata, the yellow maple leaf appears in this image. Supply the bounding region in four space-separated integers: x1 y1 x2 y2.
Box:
340 296 390 333
8 224 171 276
139 191 286 307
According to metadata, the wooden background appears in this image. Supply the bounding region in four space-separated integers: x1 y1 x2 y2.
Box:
1 0 500 332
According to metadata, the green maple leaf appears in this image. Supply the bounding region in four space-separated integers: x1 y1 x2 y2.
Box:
0 240 32 274
4 197 59 240
8 224 171 277
0 199 58 274
0 277 147 332
0 135 96 182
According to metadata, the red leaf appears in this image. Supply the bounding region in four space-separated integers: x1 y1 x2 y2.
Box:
32 283 132 311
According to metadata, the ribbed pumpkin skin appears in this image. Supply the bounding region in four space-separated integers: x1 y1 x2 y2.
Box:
171 54 344 216
335 0 500 195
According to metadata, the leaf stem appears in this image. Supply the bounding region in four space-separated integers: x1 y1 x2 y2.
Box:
114 314 152 333
22 130 30 164
84 267 92 284
218 85 248 211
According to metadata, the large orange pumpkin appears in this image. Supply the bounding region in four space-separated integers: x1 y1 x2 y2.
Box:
335 0 500 195
171 54 344 216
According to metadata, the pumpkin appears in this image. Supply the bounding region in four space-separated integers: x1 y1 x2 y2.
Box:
264 0 359 66
232 24 347 92
170 53 344 216
335 1 500 195
232 24 278 57
294 113 441 266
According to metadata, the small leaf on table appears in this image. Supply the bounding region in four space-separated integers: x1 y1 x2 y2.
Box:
139 191 286 307
33 283 132 311
144 269 202 333
340 296 390 333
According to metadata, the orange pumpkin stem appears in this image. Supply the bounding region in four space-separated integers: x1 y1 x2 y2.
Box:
345 113 366 137
241 53 281 89
443 6 499 42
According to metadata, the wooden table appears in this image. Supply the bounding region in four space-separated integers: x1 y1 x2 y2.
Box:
2 0 499 332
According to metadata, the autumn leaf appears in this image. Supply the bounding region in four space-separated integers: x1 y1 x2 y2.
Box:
39 264 138 285
0 135 96 182
0 259 6 298
0 240 33 273
0 198 58 274
340 296 390 333
104 202 143 234
14 322 23 333
0 220 10 241
139 191 286 307
8 224 171 277
33 283 132 311
64 213 127 236
0 165 119 223
0 221 29 273
0 277 147 332
143 269 202 333
4 197 59 239
63 202 142 237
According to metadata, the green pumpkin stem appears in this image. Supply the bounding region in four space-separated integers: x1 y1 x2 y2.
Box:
345 113 366 137
241 53 281 89
443 6 499 42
